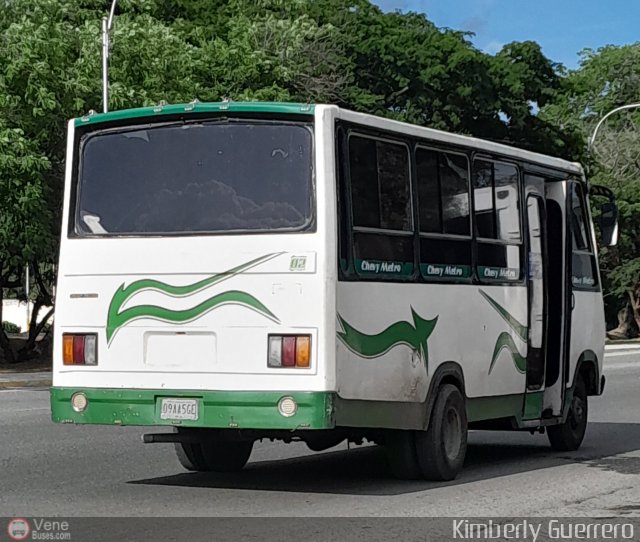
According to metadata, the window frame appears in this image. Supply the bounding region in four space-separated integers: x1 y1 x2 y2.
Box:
415 144 473 283
346 131 415 236
472 155 525 285
70 116 317 238
568 179 600 292
338 129 418 281
415 144 472 240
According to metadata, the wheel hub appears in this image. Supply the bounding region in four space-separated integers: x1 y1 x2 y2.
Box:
443 406 462 459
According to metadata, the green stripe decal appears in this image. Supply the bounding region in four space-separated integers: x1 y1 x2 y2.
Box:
479 290 528 375
107 253 281 344
337 309 438 371
488 332 527 374
479 290 528 342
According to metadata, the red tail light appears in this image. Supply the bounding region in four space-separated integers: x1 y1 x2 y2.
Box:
268 335 311 368
282 337 296 367
63 333 98 365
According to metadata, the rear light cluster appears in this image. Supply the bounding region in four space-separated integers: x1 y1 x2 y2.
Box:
63 333 98 365
268 335 311 368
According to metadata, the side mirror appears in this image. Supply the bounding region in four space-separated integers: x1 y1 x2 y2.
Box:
599 201 619 246
590 184 619 247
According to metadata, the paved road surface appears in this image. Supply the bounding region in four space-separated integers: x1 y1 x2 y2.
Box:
1 352 639 519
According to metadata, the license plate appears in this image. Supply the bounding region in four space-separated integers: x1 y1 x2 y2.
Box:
160 398 199 421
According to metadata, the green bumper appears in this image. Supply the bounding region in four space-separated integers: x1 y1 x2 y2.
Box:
50 388 334 430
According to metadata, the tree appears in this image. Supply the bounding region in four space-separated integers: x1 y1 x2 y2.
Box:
0 122 54 362
0 0 205 362
542 44 640 337
0 0 588 361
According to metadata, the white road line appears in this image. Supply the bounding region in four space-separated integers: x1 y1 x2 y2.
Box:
604 361 640 371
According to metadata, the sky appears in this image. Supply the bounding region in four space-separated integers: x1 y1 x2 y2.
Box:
373 0 640 69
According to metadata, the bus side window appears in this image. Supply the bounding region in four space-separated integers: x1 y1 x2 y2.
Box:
336 128 352 275
347 134 414 279
473 160 523 283
569 182 599 290
416 148 472 282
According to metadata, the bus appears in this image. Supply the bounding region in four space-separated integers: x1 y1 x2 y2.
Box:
51 102 619 481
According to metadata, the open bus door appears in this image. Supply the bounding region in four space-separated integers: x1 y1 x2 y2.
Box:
522 175 569 421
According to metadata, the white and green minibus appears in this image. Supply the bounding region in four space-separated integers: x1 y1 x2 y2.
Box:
51 102 618 480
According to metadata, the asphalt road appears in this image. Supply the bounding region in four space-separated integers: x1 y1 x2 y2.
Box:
1 351 639 521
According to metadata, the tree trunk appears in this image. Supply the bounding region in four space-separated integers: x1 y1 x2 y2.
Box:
17 305 54 361
0 286 18 364
630 285 640 336
607 298 640 340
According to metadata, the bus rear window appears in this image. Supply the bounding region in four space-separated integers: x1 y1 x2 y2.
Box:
75 121 313 235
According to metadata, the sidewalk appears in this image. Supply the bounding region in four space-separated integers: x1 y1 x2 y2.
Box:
0 371 51 389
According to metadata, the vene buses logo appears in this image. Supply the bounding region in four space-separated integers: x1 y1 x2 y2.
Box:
106 253 282 344
7 518 30 541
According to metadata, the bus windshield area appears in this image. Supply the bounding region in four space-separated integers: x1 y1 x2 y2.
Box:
75 120 314 235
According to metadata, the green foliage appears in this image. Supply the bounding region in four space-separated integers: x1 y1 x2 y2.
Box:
1 322 21 334
2 0 622 353
541 44 640 331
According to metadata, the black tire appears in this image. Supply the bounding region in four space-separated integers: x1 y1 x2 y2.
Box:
415 384 467 481
175 439 254 472
385 430 423 480
548 374 588 451
174 441 209 471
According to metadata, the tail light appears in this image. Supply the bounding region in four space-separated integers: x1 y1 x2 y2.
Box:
63 333 98 365
268 335 311 368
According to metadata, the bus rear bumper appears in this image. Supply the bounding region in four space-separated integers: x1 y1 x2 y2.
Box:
50 387 334 430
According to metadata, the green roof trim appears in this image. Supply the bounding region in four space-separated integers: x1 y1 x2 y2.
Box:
74 101 316 127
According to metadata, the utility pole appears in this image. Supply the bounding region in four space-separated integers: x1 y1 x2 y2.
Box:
102 0 118 113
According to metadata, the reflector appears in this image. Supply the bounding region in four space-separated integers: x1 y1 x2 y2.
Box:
62 335 75 365
295 336 311 367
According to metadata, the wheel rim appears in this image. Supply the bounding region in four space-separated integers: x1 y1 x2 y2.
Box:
443 406 462 460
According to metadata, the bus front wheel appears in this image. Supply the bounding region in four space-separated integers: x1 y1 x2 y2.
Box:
415 384 468 481
175 439 254 472
547 375 588 451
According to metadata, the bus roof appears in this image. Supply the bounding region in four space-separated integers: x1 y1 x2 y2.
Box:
73 101 316 127
73 101 583 177
336 107 584 177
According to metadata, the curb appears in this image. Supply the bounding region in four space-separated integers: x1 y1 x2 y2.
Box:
0 379 51 390
0 371 52 390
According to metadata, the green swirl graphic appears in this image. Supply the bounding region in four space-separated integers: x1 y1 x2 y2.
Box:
106 253 281 344
479 290 528 374
337 309 438 371
488 331 527 374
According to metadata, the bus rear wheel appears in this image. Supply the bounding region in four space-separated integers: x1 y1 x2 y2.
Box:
415 384 467 481
175 439 254 472
547 375 588 451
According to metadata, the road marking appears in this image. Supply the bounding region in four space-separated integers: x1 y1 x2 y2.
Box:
604 360 640 371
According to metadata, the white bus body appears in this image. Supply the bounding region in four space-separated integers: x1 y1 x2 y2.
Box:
51 103 614 480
